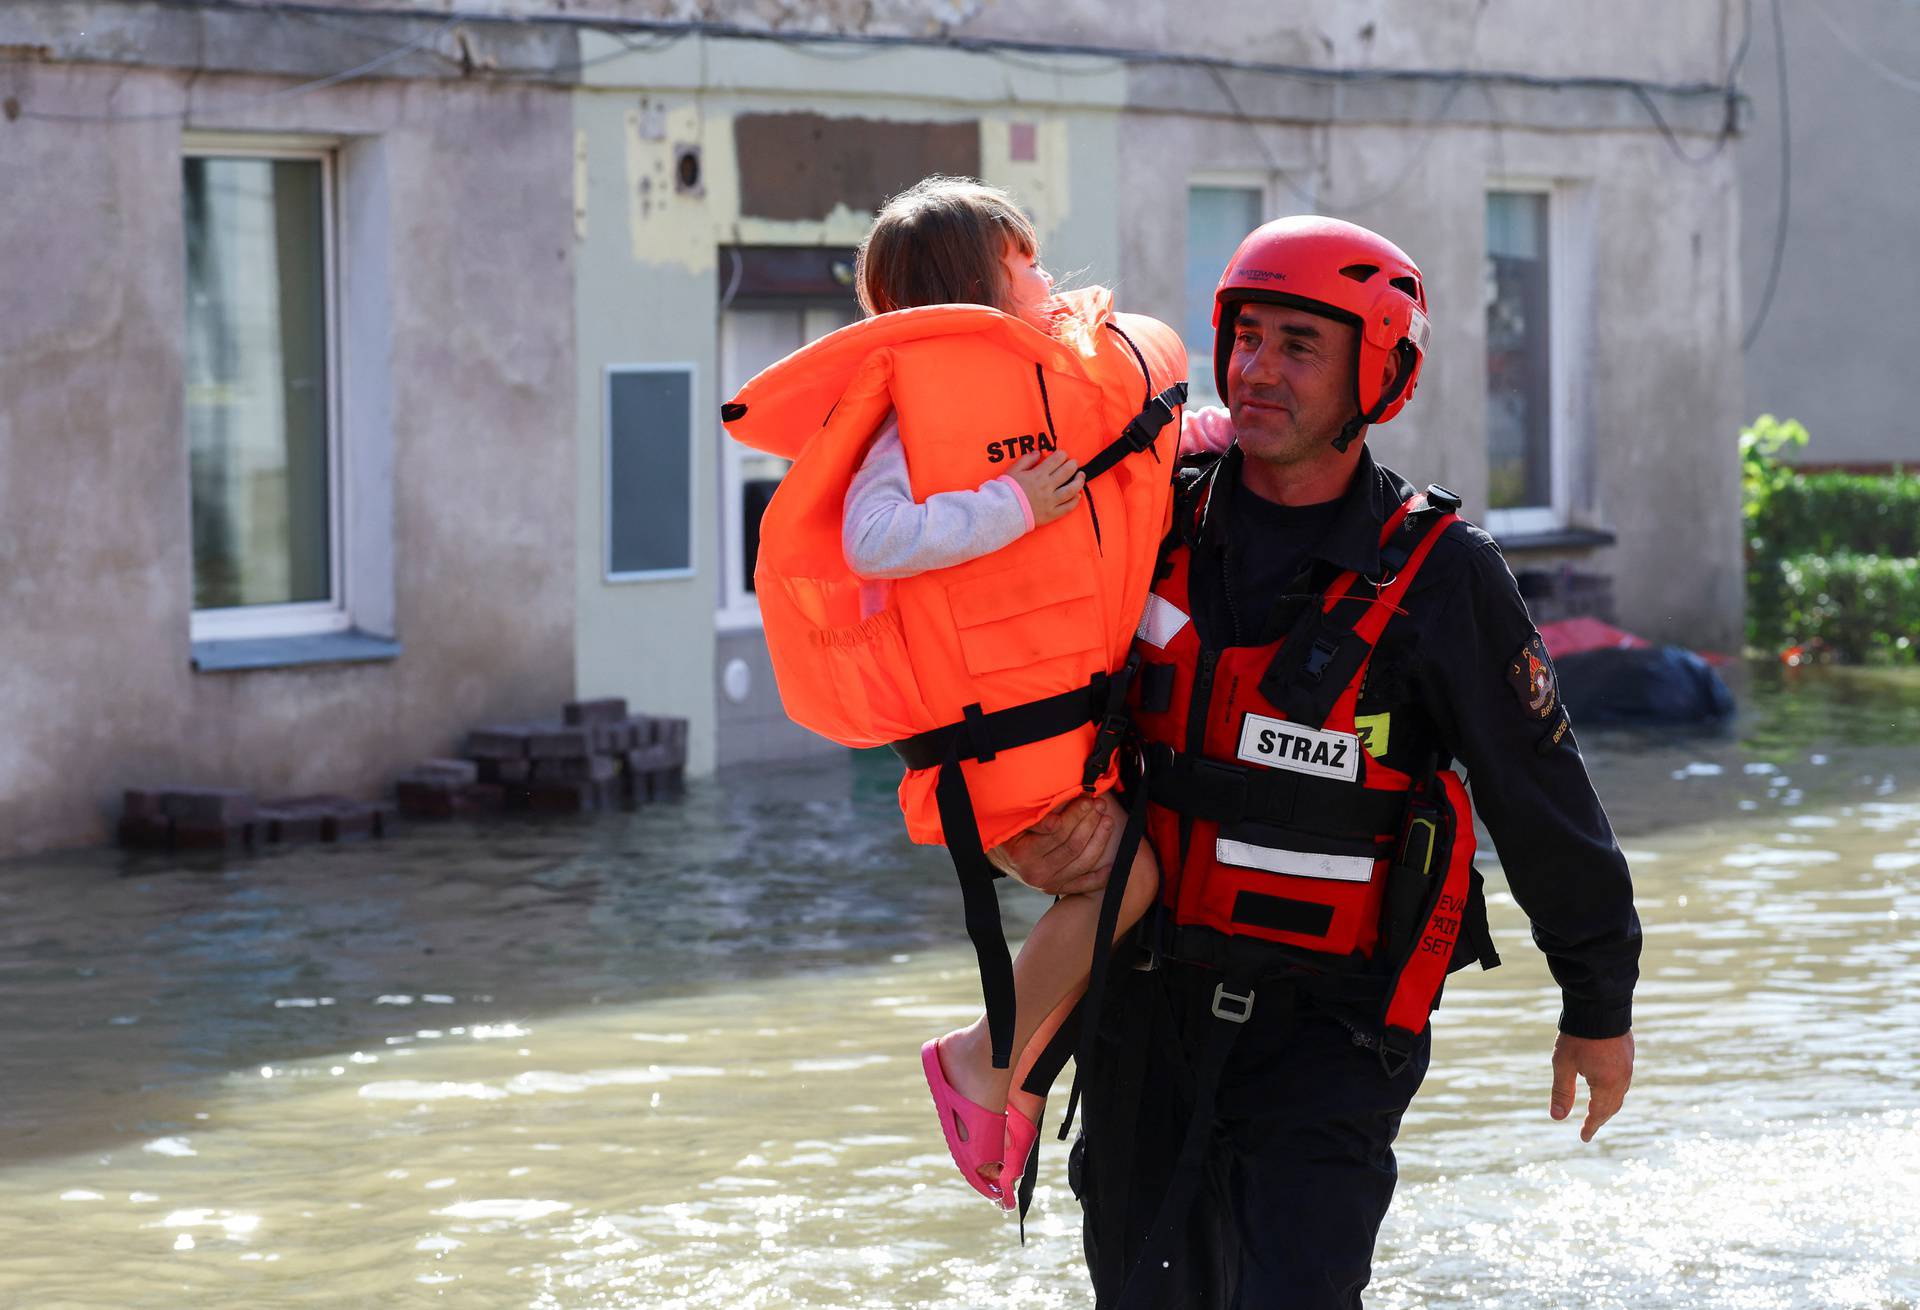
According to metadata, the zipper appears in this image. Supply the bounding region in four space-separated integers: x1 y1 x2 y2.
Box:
1085 492 1103 552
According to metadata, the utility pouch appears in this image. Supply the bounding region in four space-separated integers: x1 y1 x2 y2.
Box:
1378 784 1453 971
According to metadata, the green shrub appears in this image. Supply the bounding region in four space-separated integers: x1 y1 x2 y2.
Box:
1754 471 1920 559
1754 552 1920 664
1741 414 1920 662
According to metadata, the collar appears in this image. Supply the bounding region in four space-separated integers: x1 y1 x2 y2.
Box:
1201 444 1417 578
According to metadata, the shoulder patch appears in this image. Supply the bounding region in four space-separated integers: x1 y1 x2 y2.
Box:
1506 633 1559 720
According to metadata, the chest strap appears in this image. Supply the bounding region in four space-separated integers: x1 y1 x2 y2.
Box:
1079 382 1188 483
1143 742 1406 836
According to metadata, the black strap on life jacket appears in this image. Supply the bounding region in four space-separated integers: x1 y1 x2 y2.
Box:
1259 490 1457 727
889 659 1141 1069
1078 382 1188 483
1083 319 1187 483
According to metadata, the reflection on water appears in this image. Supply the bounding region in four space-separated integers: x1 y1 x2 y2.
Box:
0 663 1916 1307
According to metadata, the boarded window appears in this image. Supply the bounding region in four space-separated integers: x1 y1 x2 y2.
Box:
606 365 695 579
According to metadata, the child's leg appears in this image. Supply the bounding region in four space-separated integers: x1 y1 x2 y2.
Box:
935 790 1159 1126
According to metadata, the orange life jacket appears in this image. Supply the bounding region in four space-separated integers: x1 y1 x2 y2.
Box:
723 288 1186 848
723 288 1187 1068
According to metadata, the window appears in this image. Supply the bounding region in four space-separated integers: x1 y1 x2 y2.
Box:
1484 184 1592 537
183 144 343 641
1486 190 1553 520
1186 184 1266 407
714 247 861 629
606 365 696 581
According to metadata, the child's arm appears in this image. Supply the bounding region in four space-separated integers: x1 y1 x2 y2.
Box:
1179 404 1234 455
842 419 1081 580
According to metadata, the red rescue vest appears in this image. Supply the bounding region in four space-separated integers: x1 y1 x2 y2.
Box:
1130 464 1487 1057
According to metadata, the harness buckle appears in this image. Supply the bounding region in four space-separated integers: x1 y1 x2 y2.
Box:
1210 983 1255 1024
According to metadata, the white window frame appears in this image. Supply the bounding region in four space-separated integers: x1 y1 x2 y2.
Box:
183 135 349 643
1484 177 1593 539
604 362 699 583
715 303 855 632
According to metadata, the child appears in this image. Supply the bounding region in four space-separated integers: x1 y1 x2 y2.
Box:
723 176 1231 1211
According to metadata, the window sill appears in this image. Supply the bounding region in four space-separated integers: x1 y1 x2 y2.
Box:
1492 526 1618 553
191 629 401 673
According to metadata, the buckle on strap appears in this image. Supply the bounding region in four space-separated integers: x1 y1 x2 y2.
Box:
1210 983 1255 1024
1082 657 1139 791
1119 382 1188 452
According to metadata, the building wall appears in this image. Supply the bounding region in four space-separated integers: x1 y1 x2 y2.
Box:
0 0 1751 852
1739 0 1919 467
567 37 1131 767
0 57 578 855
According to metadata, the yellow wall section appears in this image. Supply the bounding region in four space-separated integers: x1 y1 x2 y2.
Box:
980 116 1072 251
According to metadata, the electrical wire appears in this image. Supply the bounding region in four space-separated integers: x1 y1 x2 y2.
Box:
1742 0 1790 351
1806 0 1920 95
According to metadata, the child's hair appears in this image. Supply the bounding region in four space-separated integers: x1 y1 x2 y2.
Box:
855 176 1038 317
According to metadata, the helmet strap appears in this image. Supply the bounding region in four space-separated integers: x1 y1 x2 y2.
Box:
1331 340 1419 454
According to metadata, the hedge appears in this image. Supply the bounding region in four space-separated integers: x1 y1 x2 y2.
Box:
1751 470 1920 559
1750 551 1920 663
1743 415 1920 663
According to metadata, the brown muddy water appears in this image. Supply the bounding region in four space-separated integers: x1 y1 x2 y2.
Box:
1 663 1916 1308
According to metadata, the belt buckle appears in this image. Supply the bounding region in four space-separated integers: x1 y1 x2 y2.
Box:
1210 983 1255 1024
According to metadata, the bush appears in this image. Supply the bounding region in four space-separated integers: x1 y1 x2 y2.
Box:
1752 468 1920 560
1754 552 1920 663
1742 414 1920 663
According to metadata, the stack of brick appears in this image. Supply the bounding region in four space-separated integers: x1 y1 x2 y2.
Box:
118 788 392 852
392 698 688 818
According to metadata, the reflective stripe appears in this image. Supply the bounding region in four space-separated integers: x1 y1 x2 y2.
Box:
1136 593 1191 649
1214 839 1374 883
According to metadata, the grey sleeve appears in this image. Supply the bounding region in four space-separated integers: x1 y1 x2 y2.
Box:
841 424 1032 580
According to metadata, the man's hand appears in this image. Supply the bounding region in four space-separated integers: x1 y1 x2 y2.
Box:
987 795 1114 896
1550 1031 1634 1142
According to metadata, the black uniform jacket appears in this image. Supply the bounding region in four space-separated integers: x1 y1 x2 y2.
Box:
1174 443 1641 1039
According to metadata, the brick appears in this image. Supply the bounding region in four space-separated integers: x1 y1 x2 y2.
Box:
564 697 629 727
477 757 532 784
466 725 534 761
324 803 380 841
533 755 616 783
413 758 479 786
257 806 326 844
456 783 507 813
369 801 399 837
117 814 172 848
172 821 255 852
528 779 596 813
526 725 593 760
395 780 458 819
160 787 257 825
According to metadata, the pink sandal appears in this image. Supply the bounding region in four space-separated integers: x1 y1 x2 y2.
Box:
1000 1103 1040 1212
921 1038 1009 1204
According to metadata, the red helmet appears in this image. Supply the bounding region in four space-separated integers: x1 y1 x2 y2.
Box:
1212 215 1431 450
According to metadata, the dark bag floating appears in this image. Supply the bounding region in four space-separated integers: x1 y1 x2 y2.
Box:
1557 645 1736 725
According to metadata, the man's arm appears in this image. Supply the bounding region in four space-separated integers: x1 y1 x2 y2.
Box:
1415 533 1641 1137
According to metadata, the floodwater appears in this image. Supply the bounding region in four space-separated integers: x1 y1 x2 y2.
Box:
1 663 1917 1309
